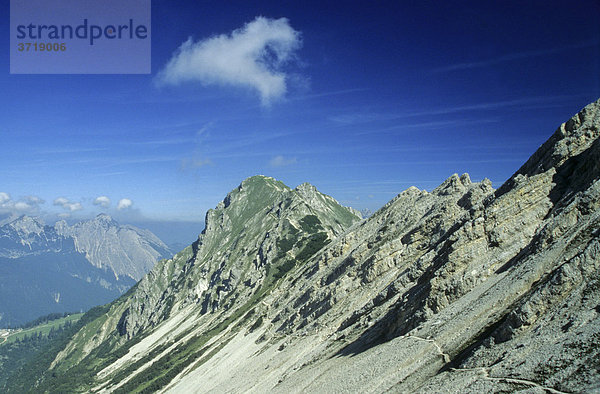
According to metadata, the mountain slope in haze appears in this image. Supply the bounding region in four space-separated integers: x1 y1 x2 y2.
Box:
6 99 600 393
0 216 66 258
56 214 172 281
0 215 171 327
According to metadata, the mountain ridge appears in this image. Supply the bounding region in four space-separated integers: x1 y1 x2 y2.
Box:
4 98 600 393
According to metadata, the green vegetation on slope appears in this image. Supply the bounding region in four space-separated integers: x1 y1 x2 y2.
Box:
0 313 82 389
2 304 111 392
300 214 324 233
3 313 83 345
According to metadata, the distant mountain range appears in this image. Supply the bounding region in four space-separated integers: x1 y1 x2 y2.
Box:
3 99 600 392
0 214 172 327
55 214 172 281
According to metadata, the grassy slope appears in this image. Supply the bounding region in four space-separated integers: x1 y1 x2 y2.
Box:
2 314 83 345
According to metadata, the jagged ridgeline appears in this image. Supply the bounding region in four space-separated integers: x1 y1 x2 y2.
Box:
5 98 600 393
3 175 361 392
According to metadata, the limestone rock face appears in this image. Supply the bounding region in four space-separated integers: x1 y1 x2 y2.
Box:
0 216 65 257
12 99 600 394
110 175 362 341
56 214 172 281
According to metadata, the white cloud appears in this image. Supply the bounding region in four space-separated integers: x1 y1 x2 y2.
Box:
157 16 302 105
53 197 83 212
68 203 83 211
25 195 44 204
93 196 111 208
269 155 297 167
117 198 133 210
181 157 213 170
14 201 32 211
0 192 44 215
0 192 10 204
53 197 69 206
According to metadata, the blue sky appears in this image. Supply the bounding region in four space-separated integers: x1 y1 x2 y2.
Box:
0 1 599 239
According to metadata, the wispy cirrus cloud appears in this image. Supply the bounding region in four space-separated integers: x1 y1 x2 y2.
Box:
330 95 584 127
35 147 109 155
292 88 370 101
354 118 500 136
180 123 214 172
329 112 400 125
412 95 585 115
269 155 297 167
433 40 598 73
156 16 302 106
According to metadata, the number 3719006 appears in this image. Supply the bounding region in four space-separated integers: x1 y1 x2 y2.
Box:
17 42 66 51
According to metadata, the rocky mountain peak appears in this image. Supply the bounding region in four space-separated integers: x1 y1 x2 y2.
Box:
203 175 291 235
102 175 363 340
241 174 279 184
7 215 46 235
294 182 317 195
515 98 599 178
217 175 290 211
94 213 116 224
71 213 118 230
53 219 69 234
432 172 472 196
291 181 362 221
495 98 600 202
0 215 63 259
238 175 288 193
